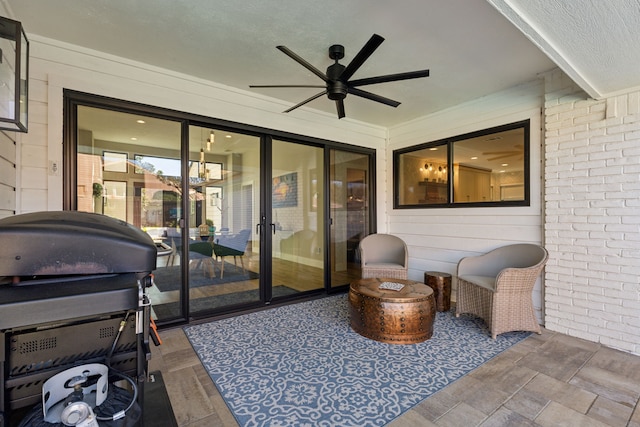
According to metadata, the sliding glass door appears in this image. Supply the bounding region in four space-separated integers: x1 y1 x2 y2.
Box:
68 93 374 325
76 105 188 320
271 140 325 295
329 149 372 288
186 126 261 315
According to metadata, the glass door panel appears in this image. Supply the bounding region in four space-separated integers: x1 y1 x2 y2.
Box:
76 106 184 321
187 126 261 315
329 150 371 288
271 140 324 295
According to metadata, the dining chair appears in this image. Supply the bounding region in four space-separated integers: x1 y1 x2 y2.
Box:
213 229 251 278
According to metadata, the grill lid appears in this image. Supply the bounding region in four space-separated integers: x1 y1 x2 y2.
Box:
0 211 157 277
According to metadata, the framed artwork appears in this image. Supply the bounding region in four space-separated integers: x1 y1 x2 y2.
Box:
272 172 297 208
103 151 128 173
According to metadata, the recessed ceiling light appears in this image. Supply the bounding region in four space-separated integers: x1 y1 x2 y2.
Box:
471 156 478 160
225 135 232 138
429 147 437 151
136 120 145 124
501 163 508 167
131 137 137 141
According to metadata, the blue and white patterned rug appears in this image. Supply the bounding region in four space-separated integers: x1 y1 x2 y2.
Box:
184 294 529 427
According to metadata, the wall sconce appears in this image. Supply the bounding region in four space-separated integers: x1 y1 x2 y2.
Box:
0 17 28 132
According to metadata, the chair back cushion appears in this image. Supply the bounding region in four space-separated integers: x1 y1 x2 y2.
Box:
216 229 250 251
214 229 251 256
359 234 407 267
189 241 214 257
458 244 547 278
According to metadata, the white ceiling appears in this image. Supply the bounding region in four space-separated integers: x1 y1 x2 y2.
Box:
6 0 640 127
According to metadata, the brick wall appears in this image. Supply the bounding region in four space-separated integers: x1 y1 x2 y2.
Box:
544 69 640 355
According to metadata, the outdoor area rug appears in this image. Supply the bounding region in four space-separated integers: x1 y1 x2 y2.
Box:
184 294 530 427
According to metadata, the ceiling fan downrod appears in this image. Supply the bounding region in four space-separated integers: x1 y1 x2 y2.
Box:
327 45 348 100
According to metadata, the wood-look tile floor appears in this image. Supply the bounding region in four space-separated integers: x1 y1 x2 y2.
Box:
150 313 640 427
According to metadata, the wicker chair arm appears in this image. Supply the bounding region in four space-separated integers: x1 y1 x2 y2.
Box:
494 258 548 293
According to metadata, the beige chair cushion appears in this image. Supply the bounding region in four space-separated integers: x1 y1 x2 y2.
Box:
458 275 496 291
359 234 408 279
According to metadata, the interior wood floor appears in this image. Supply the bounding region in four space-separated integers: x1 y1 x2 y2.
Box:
151 321 640 427
149 251 362 319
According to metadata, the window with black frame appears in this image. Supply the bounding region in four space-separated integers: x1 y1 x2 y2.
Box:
394 120 529 208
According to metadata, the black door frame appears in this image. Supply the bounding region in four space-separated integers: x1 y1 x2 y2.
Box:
63 90 375 327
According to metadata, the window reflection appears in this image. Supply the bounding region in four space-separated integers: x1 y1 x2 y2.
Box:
453 127 525 203
398 143 448 205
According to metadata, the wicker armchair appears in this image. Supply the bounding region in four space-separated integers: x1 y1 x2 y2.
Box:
455 244 548 339
359 234 408 279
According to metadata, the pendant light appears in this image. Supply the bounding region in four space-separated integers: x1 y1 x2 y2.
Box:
207 131 215 151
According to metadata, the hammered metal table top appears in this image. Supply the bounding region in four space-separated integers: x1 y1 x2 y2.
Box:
349 277 433 302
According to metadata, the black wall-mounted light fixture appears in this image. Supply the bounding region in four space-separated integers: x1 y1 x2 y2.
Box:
0 17 28 132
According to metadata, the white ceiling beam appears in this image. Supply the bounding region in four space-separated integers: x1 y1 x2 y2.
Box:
486 0 601 99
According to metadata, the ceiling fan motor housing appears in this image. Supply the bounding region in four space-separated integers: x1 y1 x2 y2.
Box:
327 62 348 100
328 80 348 100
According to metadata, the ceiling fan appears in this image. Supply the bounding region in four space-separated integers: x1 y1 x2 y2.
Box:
249 34 430 119
483 144 524 161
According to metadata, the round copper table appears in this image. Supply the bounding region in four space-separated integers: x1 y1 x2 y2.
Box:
349 277 436 344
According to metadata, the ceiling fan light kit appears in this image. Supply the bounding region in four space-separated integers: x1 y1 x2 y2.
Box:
250 34 429 119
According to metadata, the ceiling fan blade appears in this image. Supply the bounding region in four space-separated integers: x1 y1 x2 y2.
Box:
336 100 345 119
249 84 326 88
283 90 327 113
277 46 329 82
340 34 385 82
349 69 430 87
348 87 401 107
